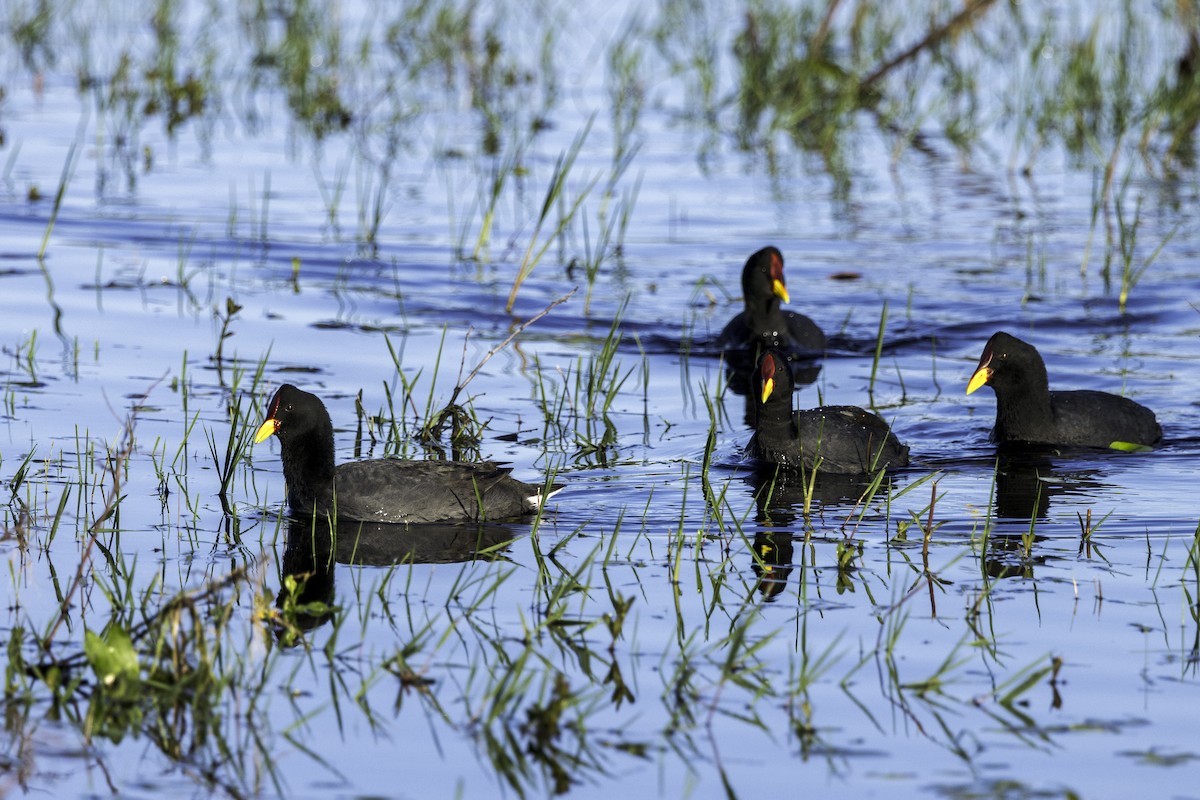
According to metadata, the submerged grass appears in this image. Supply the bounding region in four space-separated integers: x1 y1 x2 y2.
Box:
505 119 598 314
1109 186 1178 313
37 140 80 260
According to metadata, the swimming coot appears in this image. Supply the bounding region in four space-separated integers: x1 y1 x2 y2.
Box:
749 350 908 474
254 384 560 523
965 331 1162 448
718 246 826 358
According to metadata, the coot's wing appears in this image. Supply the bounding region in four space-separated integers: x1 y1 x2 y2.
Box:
1050 391 1162 448
333 459 531 524
795 406 908 474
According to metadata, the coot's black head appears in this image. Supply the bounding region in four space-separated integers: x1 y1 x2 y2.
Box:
755 349 795 406
254 384 334 447
742 246 789 305
965 331 1047 397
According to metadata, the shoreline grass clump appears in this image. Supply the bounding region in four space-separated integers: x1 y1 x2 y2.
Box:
529 298 634 465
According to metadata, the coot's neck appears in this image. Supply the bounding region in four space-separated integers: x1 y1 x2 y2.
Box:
992 359 1054 442
281 422 337 512
755 380 796 432
745 296 788 347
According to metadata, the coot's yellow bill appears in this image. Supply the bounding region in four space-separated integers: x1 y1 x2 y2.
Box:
965 366 992 395
771 278 790 304
254 419 279 443
760 375 776 405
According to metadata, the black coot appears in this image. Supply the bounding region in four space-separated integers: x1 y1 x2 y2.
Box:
749 350 908 474
965 331 1161 449
718 246 826 358
255 384 560 523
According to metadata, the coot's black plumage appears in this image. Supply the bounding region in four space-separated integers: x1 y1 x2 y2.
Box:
748 350 909 474
255 384 560 524
718 246 826 358
965 331 1162 449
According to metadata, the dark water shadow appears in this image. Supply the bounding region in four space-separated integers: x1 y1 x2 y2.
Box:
747 465 892 513
749 529 795 602
924 447 1115 580
981 534 1048 580
329 517 522 565
733 465 898 600
989 445 1114 521
277 516 522 632
916 443 1119 523
739 460 907 515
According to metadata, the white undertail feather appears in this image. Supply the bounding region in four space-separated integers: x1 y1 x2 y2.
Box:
526 486 564 511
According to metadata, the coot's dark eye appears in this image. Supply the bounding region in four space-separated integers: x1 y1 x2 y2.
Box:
285 403 293 412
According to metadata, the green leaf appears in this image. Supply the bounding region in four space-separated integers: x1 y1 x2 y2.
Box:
84 626 139 687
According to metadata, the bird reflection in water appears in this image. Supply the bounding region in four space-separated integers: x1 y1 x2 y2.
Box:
751 530 795 601
273 515 521 641
983 447 1106 580
744 462 901 600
